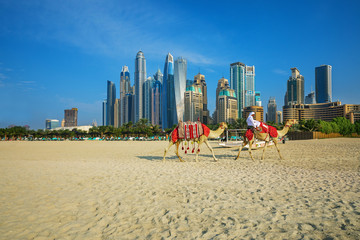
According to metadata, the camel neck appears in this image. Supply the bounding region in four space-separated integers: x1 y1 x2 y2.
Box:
208 126 224 138
277 125 290 137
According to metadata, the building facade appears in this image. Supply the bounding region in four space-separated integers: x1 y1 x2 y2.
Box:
45 119 60 130
64 108 78 127
151 79 162 126
315 65 332 103
255 91 262 106
243 106 264 122
230 62 245 118
285 68 304 105
214 77 230 123
217 89 238 124
143 77 155 123
193 73 210 124
245 65 255 107
120 66 131 126
162 53 175 129
283 102 360 123
106 80 116 126
266 97 277 123
114 98 120 128
277 111 283 124
305 91 316 104
102 99 107 126
174 57 187 123
184 85 203 122
134 51 146 123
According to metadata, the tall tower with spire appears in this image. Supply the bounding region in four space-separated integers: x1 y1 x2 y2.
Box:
134 51 146 123
162 53 175 129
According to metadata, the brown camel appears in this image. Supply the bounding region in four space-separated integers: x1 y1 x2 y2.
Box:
163 122 228 162
234 119 296 161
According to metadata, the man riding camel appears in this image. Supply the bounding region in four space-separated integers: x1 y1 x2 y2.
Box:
246 112 260 132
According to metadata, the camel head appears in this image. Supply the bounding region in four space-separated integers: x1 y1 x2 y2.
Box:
284 119 297 127
219 122 228 130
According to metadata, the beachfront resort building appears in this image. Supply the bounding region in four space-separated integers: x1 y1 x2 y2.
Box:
283 102 360 123
243 106 264 122
64 108 78 127
217 88 238 124
45 119 60 130
184 84 203 122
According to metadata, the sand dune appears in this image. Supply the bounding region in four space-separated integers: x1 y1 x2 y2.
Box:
0 138 359 239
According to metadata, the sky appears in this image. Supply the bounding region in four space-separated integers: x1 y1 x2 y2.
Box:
1 0 360 129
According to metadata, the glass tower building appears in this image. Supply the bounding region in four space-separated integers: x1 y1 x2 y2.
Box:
174 57 187 123
106 80 116 126
135 51 146 123
286 68 304 105
245 66 255 107
143 76 155 122
120 66 131 126
162 53 175 130
152 69 163 126
315 65 332 103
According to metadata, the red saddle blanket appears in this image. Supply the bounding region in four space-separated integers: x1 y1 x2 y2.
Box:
171 122 210 143
245 122 278 141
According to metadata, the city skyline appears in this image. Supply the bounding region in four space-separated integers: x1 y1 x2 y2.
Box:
1 1 360 129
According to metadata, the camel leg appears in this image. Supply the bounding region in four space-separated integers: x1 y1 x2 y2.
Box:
163 141 174 162
195 139 201 162
235 139 248 160
248 139 255 162
204 139 218 162
261 141 269 160
273 139 284 160
175 141 185 162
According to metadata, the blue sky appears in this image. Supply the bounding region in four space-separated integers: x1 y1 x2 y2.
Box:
1 0 359 129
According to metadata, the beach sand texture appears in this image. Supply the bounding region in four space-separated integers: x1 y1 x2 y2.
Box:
0 138 359 239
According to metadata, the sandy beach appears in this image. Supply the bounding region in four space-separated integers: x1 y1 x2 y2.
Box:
0 138 359 239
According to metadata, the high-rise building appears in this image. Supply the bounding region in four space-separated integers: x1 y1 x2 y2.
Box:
154 68 163 83
162 53 175 129
64 108 78 127
305 91 316 104
143 76 155 122
266 97 277 123
135 51 146 123
124 93 135 124
315 65 332 103
45 119 60 130
106 80 116 126
184 85 203 122
120 66 131 126
151 78 162 126
174 57 187 123
102 99 107 126
277 111 283 124
285 67 304 105
230 62 245 118
214 77 230 123
193 73 210 124
255 91 262 106
114 98 120 128
230 62 256 118
217 89 238 124
245 66 255 107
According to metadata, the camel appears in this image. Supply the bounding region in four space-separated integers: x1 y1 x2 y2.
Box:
163 122 228 162
234 119 297 161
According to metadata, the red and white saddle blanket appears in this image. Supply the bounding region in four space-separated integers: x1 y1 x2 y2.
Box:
171 121 210 143
245 122 278 141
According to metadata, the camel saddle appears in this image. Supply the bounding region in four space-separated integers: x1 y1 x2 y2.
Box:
245 122 278 141
171 121 210 143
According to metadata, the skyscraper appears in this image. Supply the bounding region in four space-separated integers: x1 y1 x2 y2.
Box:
120 66 131 126
151 78 162 126
214 77 230 123
217 89 238 124
230 62 256 118
285 68 304 105
184 85 203 122
143 76 155 122
162 53 175 129
134 51 146 123
266 97 277 123
255 91 262 106
245 66 255 107
230 62 245 118
106 80 116 126
305 91 316 104
174 57 187 123
102 99 107 126
64 108 78 127
114 98 120 128
193 73 210 124
315 65 332 103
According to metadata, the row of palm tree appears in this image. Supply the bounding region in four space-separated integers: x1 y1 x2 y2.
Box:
1 117 359 140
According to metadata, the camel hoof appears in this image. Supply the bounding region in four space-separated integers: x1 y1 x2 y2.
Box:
214 158 218 162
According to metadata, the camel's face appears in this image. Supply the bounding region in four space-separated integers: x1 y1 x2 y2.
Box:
220 122 228 130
